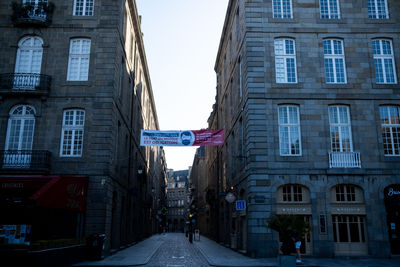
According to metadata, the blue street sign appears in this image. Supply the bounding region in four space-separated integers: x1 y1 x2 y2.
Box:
236 200 246 211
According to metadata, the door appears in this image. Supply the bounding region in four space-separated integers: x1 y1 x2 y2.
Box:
14 36 43 90
4 106 35 168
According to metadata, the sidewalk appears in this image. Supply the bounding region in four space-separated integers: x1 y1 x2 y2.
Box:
73 233 400 267
73 234 164 266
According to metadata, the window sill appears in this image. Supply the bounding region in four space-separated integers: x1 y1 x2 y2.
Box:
321 84 353 89
63 81 92 87
372 83 399 89
271 83 302 89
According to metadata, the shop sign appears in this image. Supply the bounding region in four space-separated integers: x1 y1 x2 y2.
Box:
387 188 400 197
331 205 366 215
276 205 312 215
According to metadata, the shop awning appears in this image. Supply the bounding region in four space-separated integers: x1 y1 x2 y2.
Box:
0 176 88 212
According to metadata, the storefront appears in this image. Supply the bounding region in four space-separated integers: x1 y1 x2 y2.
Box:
331 184 367 256
384 185 400 255
276 184 313 255
0 176 88 245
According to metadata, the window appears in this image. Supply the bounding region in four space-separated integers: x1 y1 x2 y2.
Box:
380 106 400 156
320 0 340 19
278 105 301 155
372 39 397 84
273 0 292 19
15 36 43 74
335 185 356 202
67 39 91 81
368 0 388 19
5 105 36 151
73 0 94 16
329 106 353 152
282 185 303 202
60 109 85 157
274 39 297 83
323 39 347 83
4 106 36 168
332 215 366 243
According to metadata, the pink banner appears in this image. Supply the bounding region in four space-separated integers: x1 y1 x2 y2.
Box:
192 129 224 146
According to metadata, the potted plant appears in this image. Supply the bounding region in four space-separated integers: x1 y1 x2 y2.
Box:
266 214 309 266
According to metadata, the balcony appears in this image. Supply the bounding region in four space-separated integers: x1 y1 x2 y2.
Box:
0 73 51 96
11 2 54 27
0 150 51 173
329 152 361 168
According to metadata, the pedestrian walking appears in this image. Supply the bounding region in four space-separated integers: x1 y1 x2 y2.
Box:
293 233 302 264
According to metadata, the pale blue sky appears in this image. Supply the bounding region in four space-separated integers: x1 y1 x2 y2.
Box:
136 0 229 170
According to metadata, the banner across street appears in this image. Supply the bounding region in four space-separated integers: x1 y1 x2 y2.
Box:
140 129 224 147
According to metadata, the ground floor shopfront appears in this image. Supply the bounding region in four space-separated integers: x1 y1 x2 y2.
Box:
240 174 400 258
0 175 88 246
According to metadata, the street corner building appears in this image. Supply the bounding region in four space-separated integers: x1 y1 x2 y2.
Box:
0 0 167 261
199 0 400 259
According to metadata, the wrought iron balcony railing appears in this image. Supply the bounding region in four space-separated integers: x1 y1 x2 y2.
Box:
329 151 361 168
11 2 54 27
0 73 51 95
0 150 51 172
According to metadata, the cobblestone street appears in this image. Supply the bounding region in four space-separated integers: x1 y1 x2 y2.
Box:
145 233 210 267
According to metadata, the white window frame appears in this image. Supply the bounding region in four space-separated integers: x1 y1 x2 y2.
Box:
368 0 389 19
372 39 397 84
5 105 36 151
60 109 85 157
15 36 43 75
380 106 400 156
323 39 347 84
67 39 91 81
73 0 94 16
274 39 297 83
329 106 353 152
278 105 302 156
273 0 293 19
320 0 340 19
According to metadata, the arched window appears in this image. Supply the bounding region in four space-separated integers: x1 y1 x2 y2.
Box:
372 39 397 84
331 184 364 203
323 39 347 84
5 105 36 151
15 36 43 75
278 184 310 203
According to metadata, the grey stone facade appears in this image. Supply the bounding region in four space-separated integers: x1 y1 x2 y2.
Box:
0 0 167 255
166 169 189 232
206 0 400 258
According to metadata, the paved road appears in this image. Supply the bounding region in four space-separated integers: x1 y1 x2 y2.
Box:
145 233 210 267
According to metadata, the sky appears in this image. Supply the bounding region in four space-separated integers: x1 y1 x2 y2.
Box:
136 0 229 171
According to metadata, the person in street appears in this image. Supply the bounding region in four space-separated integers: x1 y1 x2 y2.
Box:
293 233 302 263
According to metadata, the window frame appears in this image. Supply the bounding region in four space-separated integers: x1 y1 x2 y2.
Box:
323 39 347 84
278 105 302 156
372 39 397 84
274 38 297 84
320 0 340 19
5 105 36 151
60 109 85 157
328 106 353 152
273 0 293 19
367 0 389 19
67 38 91 81
73 0 94 16
379 106 400 156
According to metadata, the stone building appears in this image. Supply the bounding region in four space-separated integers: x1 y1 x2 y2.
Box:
189 147 207 235
166 169 189 232
207 0 400 258
0 0 167 255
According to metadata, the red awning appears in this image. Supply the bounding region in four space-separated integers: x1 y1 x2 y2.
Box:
0 176 88 212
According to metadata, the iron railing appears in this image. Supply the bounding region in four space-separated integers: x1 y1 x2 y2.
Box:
0 73 51 94
0 150 51 172
329 151 361 168
11 2 54 26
